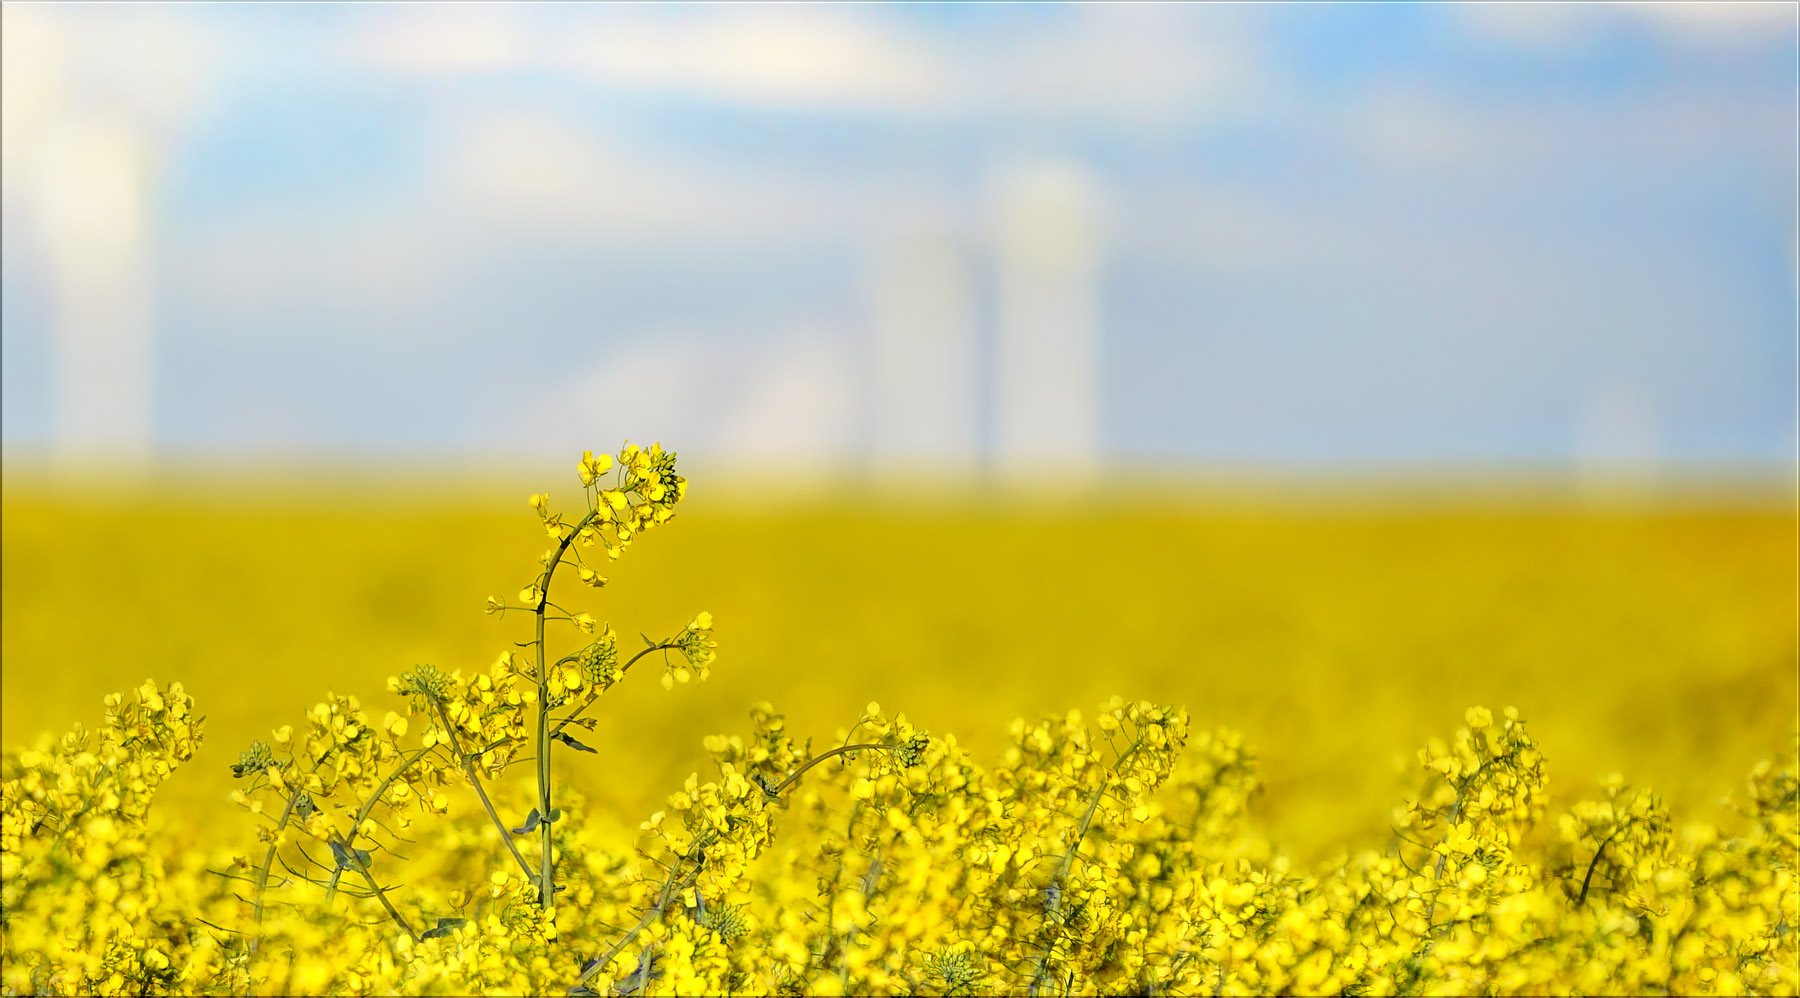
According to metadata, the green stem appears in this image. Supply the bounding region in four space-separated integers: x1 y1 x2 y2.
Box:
1422 771 1483 930
327 829 417 942
534 509 597 911
572 862 698 992
769 744 891 797
1028 734 1146 996
428 699 536 884
550 643 681 740
1578 826 1627 904
324 743 437 908
249 784 301 957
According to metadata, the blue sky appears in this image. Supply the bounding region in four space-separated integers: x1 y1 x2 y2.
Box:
2 3 1795 475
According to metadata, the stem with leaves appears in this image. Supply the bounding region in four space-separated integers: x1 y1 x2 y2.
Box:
1028 734 1146 996
533 509 597 910
427 698 536 884
571 860 699 993
323 743 438 908
249 781 302 955
550 642 682 741
769 744 890 798
326 829 417 942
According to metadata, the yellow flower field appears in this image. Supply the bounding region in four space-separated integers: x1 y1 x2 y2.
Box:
2 449 1795 995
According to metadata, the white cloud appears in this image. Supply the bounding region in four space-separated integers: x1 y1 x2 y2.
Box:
979 6 1260 127
440 112 805 241
1353 89 1529 173
346 6 949 113
1455 4 1598 52
1625 2 1798 49
495 326 860 471
1344 76 1793 185
342 5 532 75
440 112 627 229
436 108 894 248
160 104 879 339
344 5 1259 126
562 9 950 113
165 201 451 340
1460 2 1797 53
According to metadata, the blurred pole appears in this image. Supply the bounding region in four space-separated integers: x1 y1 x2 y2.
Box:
867 230 979 482
36 116 157 476
991 160 1100 482
4 4 175 479
1573 378 1663 502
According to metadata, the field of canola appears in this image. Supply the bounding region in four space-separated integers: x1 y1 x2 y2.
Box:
2 448 1795 995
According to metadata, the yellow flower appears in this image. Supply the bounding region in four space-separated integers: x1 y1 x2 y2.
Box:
577 449 614 485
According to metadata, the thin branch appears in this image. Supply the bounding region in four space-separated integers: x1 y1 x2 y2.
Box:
531 509 601 910
571 863 698 993
323 743 440 907
1578 826 1627 904
326 829 418 942
250 785 302 950
1029 734 1146 995
769 744 891 798
550 643 682 740
429 698 537 884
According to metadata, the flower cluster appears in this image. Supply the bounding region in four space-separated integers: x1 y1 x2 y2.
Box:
12 686 1794 996
1 680 211 995
512 442 687 604
665 613 718 691
3 449 1793 996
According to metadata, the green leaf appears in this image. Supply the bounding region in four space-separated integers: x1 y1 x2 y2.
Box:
329 841 373 871
552 731 598 754
420 917 467 940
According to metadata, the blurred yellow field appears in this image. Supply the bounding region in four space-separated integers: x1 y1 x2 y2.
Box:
4 453 1796 996
7 6 1797 992
4 479 1793 860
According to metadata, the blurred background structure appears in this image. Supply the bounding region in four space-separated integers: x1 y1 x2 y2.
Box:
3 3 1795 486
3 5 1796 859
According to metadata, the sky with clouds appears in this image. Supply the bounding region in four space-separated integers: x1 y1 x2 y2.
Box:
2 3 1795 476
